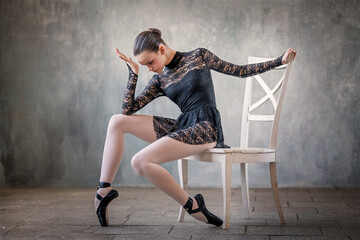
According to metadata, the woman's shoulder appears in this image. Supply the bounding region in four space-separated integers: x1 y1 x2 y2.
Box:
182 47 208 57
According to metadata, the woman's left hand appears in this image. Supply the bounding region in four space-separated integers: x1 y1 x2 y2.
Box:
282 48 297 64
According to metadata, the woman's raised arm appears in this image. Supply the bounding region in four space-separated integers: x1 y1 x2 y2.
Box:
115 49 164 115
200 48 296 78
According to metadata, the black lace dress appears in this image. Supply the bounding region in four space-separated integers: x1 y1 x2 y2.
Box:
122 48 283 148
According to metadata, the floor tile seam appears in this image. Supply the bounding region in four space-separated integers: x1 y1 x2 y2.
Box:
247 234 324 237
319 227 326 236
346 202 354 208
246 225 324 231
1 224 18 235
49 218 64 227
122 216 130 225
123 223 175 226
248 228 324 236
320 226 352 235
168 225 175 234
161 211 168 217
334 219 347 229
83 224 98 233
268 234 324 239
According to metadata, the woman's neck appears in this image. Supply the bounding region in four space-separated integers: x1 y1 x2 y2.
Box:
164 46 177 66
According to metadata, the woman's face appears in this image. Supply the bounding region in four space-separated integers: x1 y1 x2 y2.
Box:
135 47 166 74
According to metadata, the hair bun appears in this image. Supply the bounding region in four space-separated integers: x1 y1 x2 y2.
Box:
148 28 162 37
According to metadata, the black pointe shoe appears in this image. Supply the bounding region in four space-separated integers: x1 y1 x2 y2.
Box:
183 194 223 227
95 182 118 227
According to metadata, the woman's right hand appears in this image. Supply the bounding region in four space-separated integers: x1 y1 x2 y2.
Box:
115 48 139 75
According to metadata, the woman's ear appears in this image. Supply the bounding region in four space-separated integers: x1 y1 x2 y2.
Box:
159 45 166 55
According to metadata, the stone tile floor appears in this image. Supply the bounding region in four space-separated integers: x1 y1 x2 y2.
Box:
0 187 359 239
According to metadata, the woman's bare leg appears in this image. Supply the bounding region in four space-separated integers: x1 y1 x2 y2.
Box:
95 114 157 208
131 137 216 222
96 113 217 223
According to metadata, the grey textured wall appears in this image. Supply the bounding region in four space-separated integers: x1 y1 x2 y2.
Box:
0 0 359 188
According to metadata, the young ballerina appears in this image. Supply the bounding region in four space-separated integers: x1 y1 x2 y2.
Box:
95 28 297 227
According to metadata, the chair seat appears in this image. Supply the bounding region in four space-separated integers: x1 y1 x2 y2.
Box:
208 147 276 154
185 147 276 164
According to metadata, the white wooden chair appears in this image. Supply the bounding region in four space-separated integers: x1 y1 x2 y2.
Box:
177 56 293 229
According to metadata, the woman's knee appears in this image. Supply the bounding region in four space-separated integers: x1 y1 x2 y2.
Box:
108 114 128 131
131 153 153 175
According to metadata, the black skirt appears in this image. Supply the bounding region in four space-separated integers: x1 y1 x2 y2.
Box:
153 105 230 148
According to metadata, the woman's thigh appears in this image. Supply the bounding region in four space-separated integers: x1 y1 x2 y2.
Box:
134 136 216 165
111 114 157 143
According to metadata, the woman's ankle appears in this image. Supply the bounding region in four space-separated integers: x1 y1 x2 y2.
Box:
97 186 112 196
188 197 207 223
191 197 199 210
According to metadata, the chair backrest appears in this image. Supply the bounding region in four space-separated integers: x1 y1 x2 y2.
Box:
240 56 293 149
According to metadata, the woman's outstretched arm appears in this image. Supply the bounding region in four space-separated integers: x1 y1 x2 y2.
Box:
200 48 296 78
115 49 163 115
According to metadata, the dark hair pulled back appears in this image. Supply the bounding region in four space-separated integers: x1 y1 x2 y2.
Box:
133 28 166 56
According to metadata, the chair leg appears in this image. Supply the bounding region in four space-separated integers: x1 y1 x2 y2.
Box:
178 159 188 222
240 163 251 218
269 162 285 224
221 159 232 229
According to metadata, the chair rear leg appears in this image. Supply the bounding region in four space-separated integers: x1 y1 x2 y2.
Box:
178 159 188 222
269 162 285 224
240 163 251 218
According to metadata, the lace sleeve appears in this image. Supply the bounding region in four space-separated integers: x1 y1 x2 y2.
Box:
122 64 164 115
200 48 284 78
